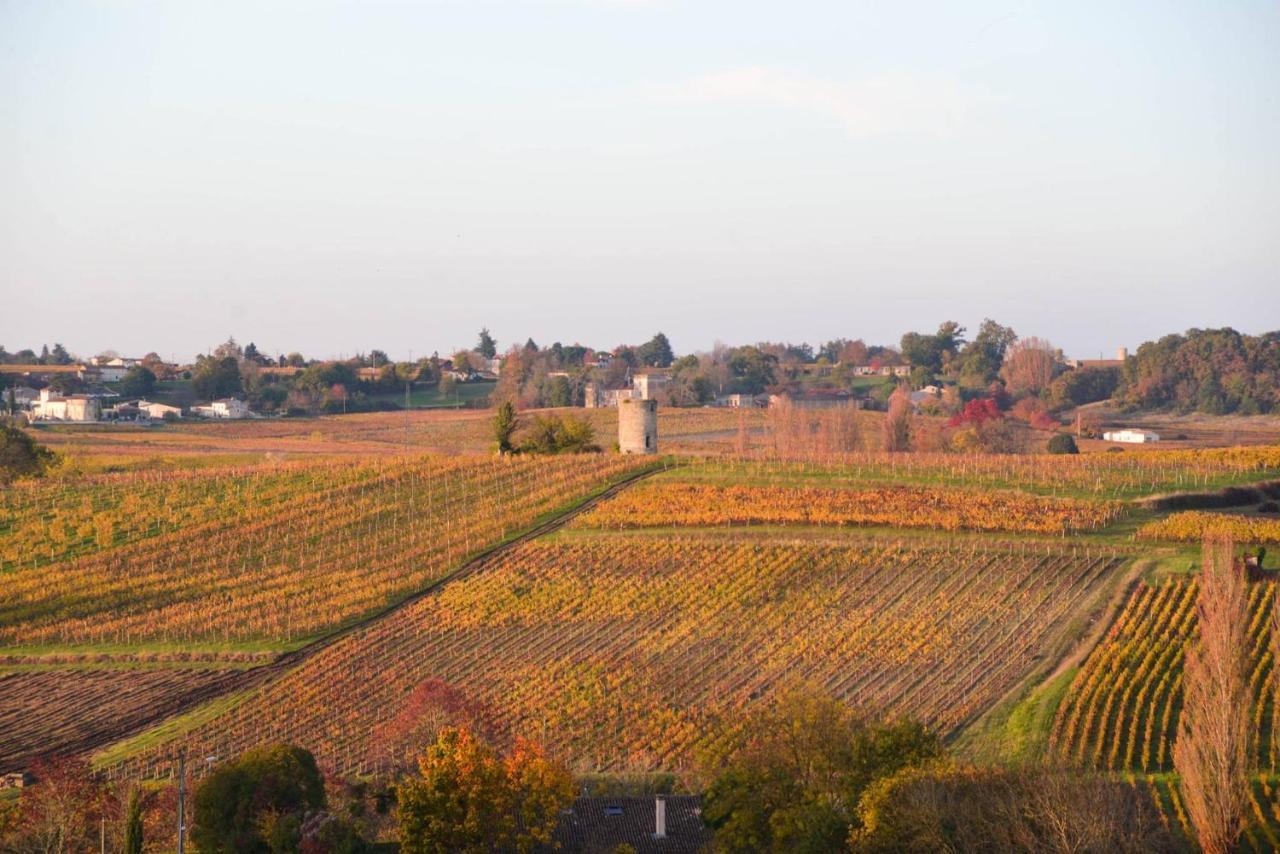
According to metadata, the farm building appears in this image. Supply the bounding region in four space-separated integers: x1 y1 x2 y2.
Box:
137 400 182 419
29 388 101 422
715 393 764 408
191 398 252 419
1102 428 1160 443
584 382 637 408
552 796 709 854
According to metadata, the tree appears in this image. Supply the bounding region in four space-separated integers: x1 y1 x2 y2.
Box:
49 343 73 365
493 401 520 454
635 332 675 368
1000 337 1059 397
118 366 157 398
954 320 1016 386
700 691 941 853
900 322 965 376
123 787 145 854
882 387 912 452
477 328 498 360
191 744 326 854
1 423 55 484
1174 536 1251 854
397 727 573 854
1046 433 1079 454
726 346 777 394
13 756 104 853
192 356 242 400
521 413 598 454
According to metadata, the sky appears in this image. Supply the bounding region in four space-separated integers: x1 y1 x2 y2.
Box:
2 0 1278 363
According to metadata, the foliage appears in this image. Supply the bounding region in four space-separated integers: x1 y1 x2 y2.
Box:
0 422 55 484
520 413 599 454
946 398 1002 428
397 728 573 854
851 764 1175 853
726 346 777 394
699 691 942 853
8 756 104 853
1046 433 1079 454
118 366 157 398
192 744 327 854
1046 366 1120 410
635 332 675 368
953 319 1017 386
899 321 964 376
1174 538 1251 854
192 355 243 400
881 386 912 452
476 329 497 360
492 401 520 454
999 337 1059 397
123 786 145 854
1116 327 1280 414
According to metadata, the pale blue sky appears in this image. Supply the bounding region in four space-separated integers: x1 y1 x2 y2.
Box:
2 1 1277 362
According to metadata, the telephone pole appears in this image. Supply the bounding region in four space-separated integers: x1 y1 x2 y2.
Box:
176 749 187 854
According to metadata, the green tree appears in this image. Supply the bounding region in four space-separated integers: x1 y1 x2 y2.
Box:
123 787 144 854
700 690 941 853
1046 433 1079 454
636 332 675 368
521 413 598 454
493 400 520 454
49 342 73 365
900 322 965 376
0 423 55 484
398 728 573 854
477 328 498 360
118 366 157 398
192 356 243 400
191 744 326 854
954 319 1016 386
726 346 777 394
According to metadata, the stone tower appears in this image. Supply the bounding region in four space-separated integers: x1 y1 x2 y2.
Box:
618 398 658 454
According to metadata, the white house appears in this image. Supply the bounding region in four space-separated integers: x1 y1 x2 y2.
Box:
1103 428 1160 444
137 400 182 419
191 398 252 419
633 370 671 401
30 388 101 422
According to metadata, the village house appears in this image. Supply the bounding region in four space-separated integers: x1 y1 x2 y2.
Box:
191 398 252 419
632 368 671 401
552 795 709 854
137 400 183 419
714 392 764 408
584 382 637 408
30 388 101 422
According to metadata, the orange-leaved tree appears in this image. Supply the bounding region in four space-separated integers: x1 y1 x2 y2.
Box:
397 727 573 854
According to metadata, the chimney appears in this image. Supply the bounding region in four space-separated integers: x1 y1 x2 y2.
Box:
654 795 667 839
1117 346 1128 361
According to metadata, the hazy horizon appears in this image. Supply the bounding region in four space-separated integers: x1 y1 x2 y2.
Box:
3 1 1278 362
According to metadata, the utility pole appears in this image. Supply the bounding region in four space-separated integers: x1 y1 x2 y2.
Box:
177 749 187 854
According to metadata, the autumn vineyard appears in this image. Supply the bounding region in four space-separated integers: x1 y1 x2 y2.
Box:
4 408 1280 848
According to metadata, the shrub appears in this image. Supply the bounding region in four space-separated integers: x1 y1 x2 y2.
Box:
191 744 326 854
1046 434 1079 455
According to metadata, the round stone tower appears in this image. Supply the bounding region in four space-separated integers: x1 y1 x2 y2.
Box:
618 398 658 455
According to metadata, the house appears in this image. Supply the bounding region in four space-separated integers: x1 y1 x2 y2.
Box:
30 388 101 422
633 369 671 401
137 400 182 419
715 393 763 408
484 357 502 376
6 386 40 409
356 367 384 382
584 383 636 408
191 398 252 419
1103 428 1159 444
1067 347 1129 370
552 796 709 854
0 772 32 790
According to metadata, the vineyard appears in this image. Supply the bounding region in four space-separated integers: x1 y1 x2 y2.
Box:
0 453 651 645
93 534 1127 781
575 481 1122 535
1138 510 1280 544
1050 579 1277 773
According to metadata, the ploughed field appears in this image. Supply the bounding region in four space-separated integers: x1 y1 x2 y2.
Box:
99 534 1126 780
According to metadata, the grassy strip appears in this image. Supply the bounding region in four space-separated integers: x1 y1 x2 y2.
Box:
91 689 256 771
